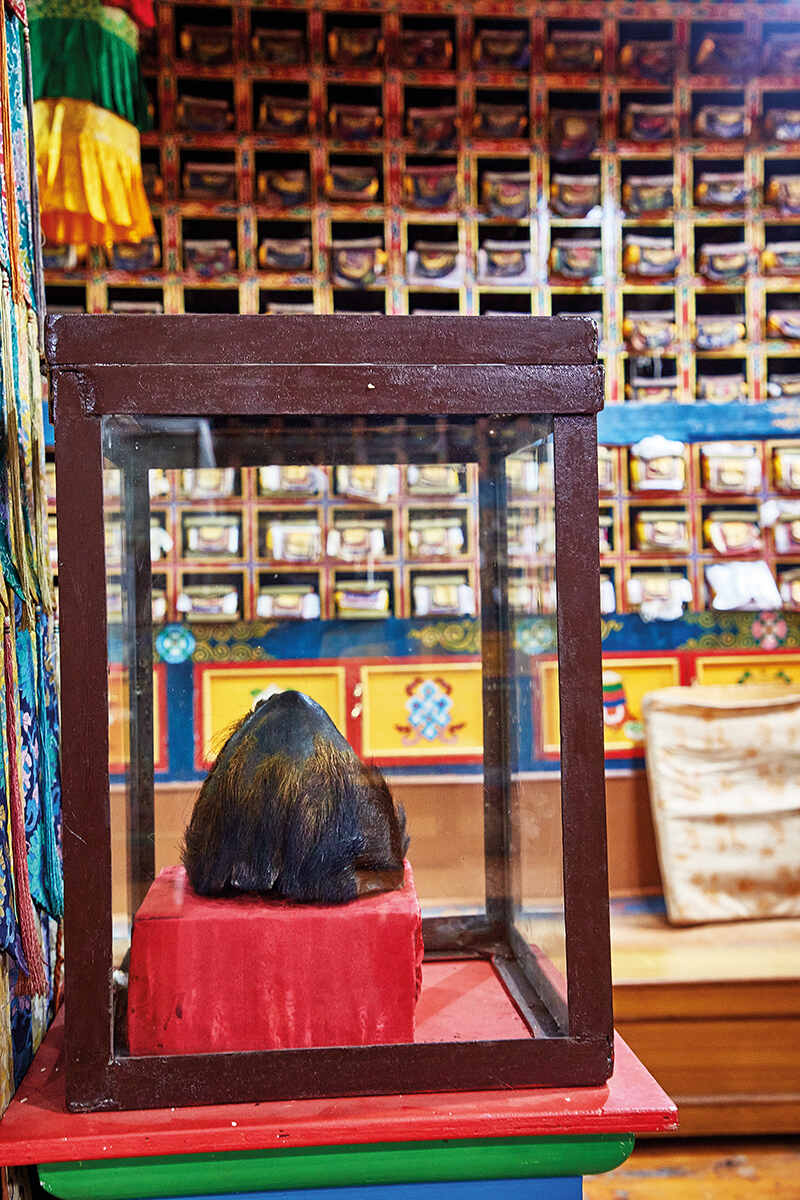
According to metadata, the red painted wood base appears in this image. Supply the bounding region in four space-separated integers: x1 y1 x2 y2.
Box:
0 1009 677 1167
128 862 423 1055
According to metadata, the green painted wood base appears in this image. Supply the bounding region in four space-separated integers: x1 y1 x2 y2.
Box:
38 1134 636 1200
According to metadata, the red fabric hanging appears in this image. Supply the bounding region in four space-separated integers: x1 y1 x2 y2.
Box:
112 0 155 32
4 0 27 28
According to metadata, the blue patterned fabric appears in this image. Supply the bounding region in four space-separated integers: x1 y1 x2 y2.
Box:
5 18 33 306
6 291 31 489
0 10 61 1114
15 600 45 910
0 506 24 604
0 362 24 968
0 673 25 971
36 610 62 917
0 525 62 949
8 962 32 1089
9 912 57 1089
0 62 9 279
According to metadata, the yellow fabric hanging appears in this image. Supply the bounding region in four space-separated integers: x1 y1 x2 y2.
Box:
0 959 12 1113
34 96 153 249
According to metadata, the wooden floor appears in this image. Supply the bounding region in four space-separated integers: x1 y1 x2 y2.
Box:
585 1139 800 1199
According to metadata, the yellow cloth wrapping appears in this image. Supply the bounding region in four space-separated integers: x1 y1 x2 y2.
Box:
34 96 153 248
642 684 800 925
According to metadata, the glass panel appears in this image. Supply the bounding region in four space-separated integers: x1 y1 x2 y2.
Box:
104 455 131 969
103 413 565 1056
505 427 568 1033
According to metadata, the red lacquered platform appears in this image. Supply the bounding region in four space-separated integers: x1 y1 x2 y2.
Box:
128 864 423 1055
0 991 677 1167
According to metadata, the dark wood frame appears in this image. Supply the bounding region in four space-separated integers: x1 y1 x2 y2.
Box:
48 314 612 1113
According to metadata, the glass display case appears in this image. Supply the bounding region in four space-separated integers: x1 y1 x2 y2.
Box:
49 313 610 1111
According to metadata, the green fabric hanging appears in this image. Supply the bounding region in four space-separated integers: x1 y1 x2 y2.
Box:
29 0 151 131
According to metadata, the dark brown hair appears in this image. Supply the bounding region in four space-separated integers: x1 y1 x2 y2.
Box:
182 690 408 903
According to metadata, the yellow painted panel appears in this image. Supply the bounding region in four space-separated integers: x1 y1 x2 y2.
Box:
199 665 346 764
539 657 681 755
695 653 800 688
108 668 164 770
108 669 128 769
154 672 162 766
361 663 483 759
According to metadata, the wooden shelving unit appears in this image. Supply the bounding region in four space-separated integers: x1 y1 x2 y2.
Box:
600 439 800 617
98 463 484 623
43 0 800 618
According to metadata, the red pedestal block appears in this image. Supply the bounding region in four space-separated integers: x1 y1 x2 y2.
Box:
127 862 422 1056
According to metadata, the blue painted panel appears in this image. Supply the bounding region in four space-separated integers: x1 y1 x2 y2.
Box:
109 605 800 783
597 399 800 446
144 1182 583 1200
43 400 55 448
